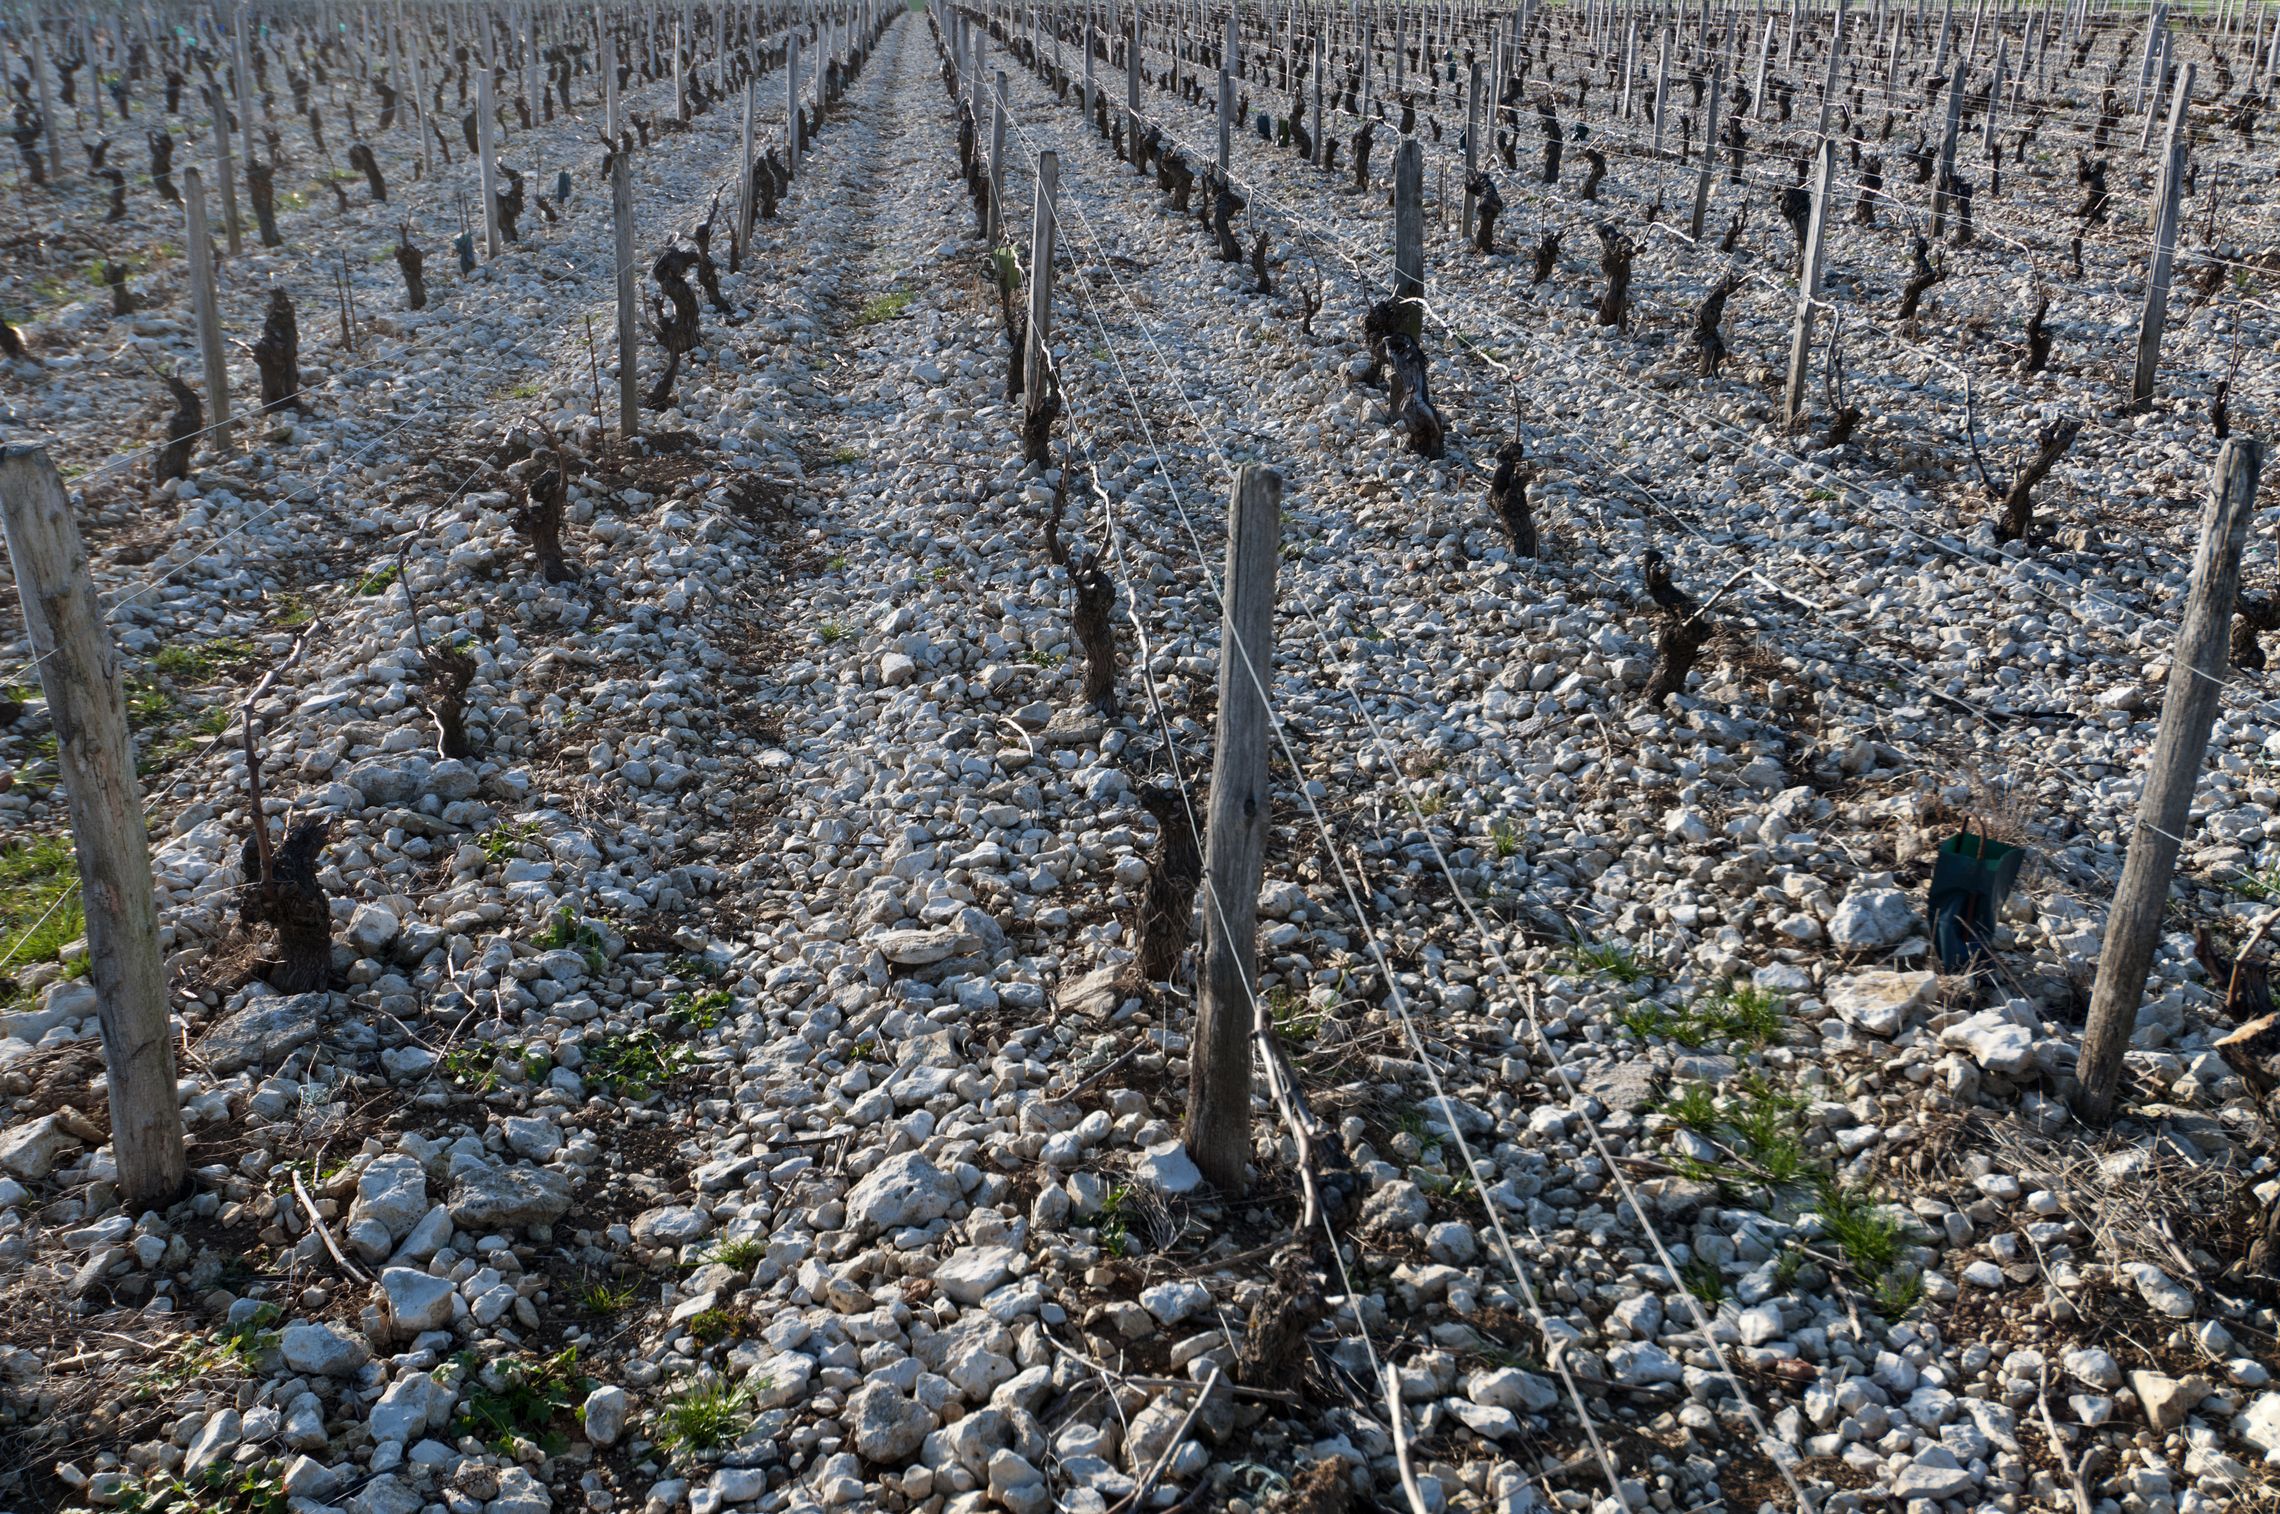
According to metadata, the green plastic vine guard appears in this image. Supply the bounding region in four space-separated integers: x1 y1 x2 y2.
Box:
1929 830 2026 972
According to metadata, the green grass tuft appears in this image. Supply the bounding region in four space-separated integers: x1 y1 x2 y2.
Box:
152 636 259 681
852 289 913 326
1569 937 1647 984
1621 982 1789 1050
1868 1267 1924 1319
652 1376 757 1454
1815 1180 1906 1279
575 1273 639 1315
1679 1256 1726 1306
0 837 83 979
703 1234 767 1271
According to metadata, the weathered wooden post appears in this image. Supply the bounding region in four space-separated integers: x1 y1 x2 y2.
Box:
2133 0 2165 110
30 20 63 180
1623 14 1641 117
1691 50 1723 236
1462 59 1482 237
233 3 260 191
477 56 502 256
0 444 190 1211
1393 2 1405 97
2131 63 2193 411
2077 436 2266 1123
207 85 244 259
1314 29 1327 165
738 77 757 251
1184 461 1283 1195
612 151 639 437
675 12 689 123
1084 11 1097 117
988 70 1008 242
1127 16 1142 144
787 30 803 176
184 167 233 455
1218 15 1233 170
1394 135 1424 311
1751 11 1774 117
1361 11 1374 115
1652 24 1672 153
1983 34 2006 149
1816 0 1845 138
605 28 623 143
2138 27 2170 151
1024 149 1057 413
1930 54 1963 237
1782 136 1835 429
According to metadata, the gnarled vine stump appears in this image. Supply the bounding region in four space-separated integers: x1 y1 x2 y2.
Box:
645 246 701 409
1642 550 1713 704
348 141 387 201
238 818 333 994
1490 443 1537 557
251 288 302 413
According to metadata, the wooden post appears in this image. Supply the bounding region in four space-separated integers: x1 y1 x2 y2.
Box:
605 28 623 142
1085 12 1097 118
1930 55 1962 237
208 85 244 259
86 12 104 133
1218 15 1233 170
1314 29 1326 165
0 444 189 1212
1393 135 1424 303
988 70 1008 243
1652 24 1672 153
1982 34 2006 149
1621 15 1639 117
737 78 757 251
1691 49 1723 236
30 20 63 180
412 18 436 175
477 60 502 256
612 150 640 438
2133 0 2164 109
1361 12 1374 115
1816 0 1844 138
2076 437 2267 1122
1184 462 1283 1195
1782 136 1835 429
183 167 233 455
1127 16 1142 142
788 30 802 176
1024 150 1057 414
1461 58 1481 237
1751 11 1774 117
2131 63 2193 411
2138 27 2170 151
233 3 260 190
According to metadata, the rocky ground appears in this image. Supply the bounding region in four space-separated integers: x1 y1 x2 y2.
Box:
4 6 2280 1514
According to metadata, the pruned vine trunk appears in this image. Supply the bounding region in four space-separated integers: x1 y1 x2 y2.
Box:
239 818 333 994
1993 415 2082 544
251 288 302 413
1072 552 1119 717
1135 784 1203 983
